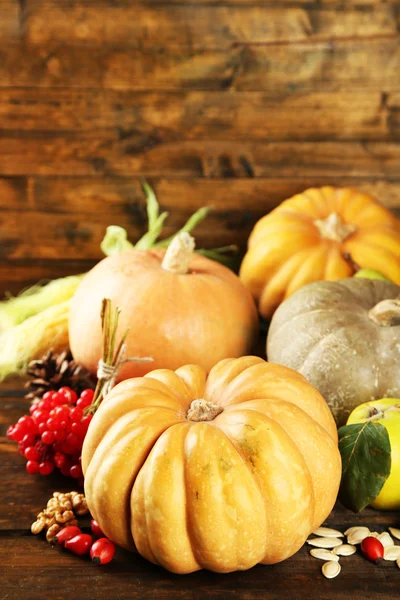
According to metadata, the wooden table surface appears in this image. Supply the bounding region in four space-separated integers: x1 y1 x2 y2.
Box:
1 381 399 600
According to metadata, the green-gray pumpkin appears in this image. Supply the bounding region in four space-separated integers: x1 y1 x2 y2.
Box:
267 278 400 425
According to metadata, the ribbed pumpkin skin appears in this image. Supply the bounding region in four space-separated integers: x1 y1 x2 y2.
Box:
82 357 341 574
240 187 400 318
69 249 258 379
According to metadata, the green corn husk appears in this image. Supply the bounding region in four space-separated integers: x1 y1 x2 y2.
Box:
0 275 84 332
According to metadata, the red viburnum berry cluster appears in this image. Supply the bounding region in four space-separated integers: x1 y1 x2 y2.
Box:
7 387 95 481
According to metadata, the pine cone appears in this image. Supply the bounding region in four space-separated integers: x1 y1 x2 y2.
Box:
25 349 94 401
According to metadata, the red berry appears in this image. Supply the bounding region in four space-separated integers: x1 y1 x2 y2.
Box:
69 407 83 422
21 433 36 448
82 415 93 430
69 464 83 479
39 461 54 476
38 399 52 411
41 430 55 445
26 460 40 474
54 429 68 441
51 392 66 407
80 389 94 403
25 446 39 461
90 538 116 565
10 424 25 442
59 387 78 405
361 537 384 563
51 525 82 546
65 534 93 556
42 391 54 401
29 404 38 414
6 425 15 439
90 520 105 539
18 416 36 433
38 421 47 435
32 409 49 424
54 452 66 468
76 398 91 410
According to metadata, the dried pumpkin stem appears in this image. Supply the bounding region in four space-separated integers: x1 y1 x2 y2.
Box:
368 298 400 327
161 232 195 275
314 213 357 242
187 399 224 422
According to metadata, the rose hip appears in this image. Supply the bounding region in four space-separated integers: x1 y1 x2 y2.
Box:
90 520 105 538
361 536 384 563
65 533 93 556
90 538 116 565
51 525 82 547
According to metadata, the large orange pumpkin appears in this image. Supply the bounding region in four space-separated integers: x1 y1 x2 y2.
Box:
240 187 400 318
82 356 341 574
69 233 258 379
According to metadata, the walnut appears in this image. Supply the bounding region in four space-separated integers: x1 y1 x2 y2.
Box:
31 491 89 541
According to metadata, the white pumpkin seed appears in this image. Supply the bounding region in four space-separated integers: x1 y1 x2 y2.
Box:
333 544 356 556
384 546 400 561
322 561 341 579
377 532 394 548
312 527 344 538
389 527 400 541
344 526 369 537
307 537 343 549
310 549 340 562
368 532 380 538
347 528 370 545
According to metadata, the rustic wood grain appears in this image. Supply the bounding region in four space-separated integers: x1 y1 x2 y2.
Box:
0 0 19 40
0 89 396 142
1 137 400 177
0 390 399 600
21 2 399 49
1 39 400 92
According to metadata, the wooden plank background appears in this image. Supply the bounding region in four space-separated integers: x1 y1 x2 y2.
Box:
0 0 400 294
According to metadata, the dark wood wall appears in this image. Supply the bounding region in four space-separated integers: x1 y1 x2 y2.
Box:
1 0 400 294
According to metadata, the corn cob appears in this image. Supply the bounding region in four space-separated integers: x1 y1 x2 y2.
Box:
0 300 70 380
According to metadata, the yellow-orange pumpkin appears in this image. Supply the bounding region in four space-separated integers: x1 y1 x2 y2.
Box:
82 356 341 574
240 187 400 318
69 233 258 379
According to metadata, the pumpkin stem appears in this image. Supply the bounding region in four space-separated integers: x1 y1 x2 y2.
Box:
161 232 195 274
314 213 357 242
187 399 224 422
368 298 400 327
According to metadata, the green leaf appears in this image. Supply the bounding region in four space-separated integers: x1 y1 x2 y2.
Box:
100 225 135 256
338 421 391 512
154 206 211 248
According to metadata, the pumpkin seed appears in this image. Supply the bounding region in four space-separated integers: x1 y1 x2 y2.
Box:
307 537 343 549
389 527 400 541
384 546 400 561
322 561 341 579
312 527 344 538
333 544 356 556
347 527 370 545
368 532 380 538
377 532 394 548
310 549 340 562
345 526 369 537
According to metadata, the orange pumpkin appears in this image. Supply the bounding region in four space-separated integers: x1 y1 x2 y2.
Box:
240 187 400 318
69 233 258 379
82 356 341 574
